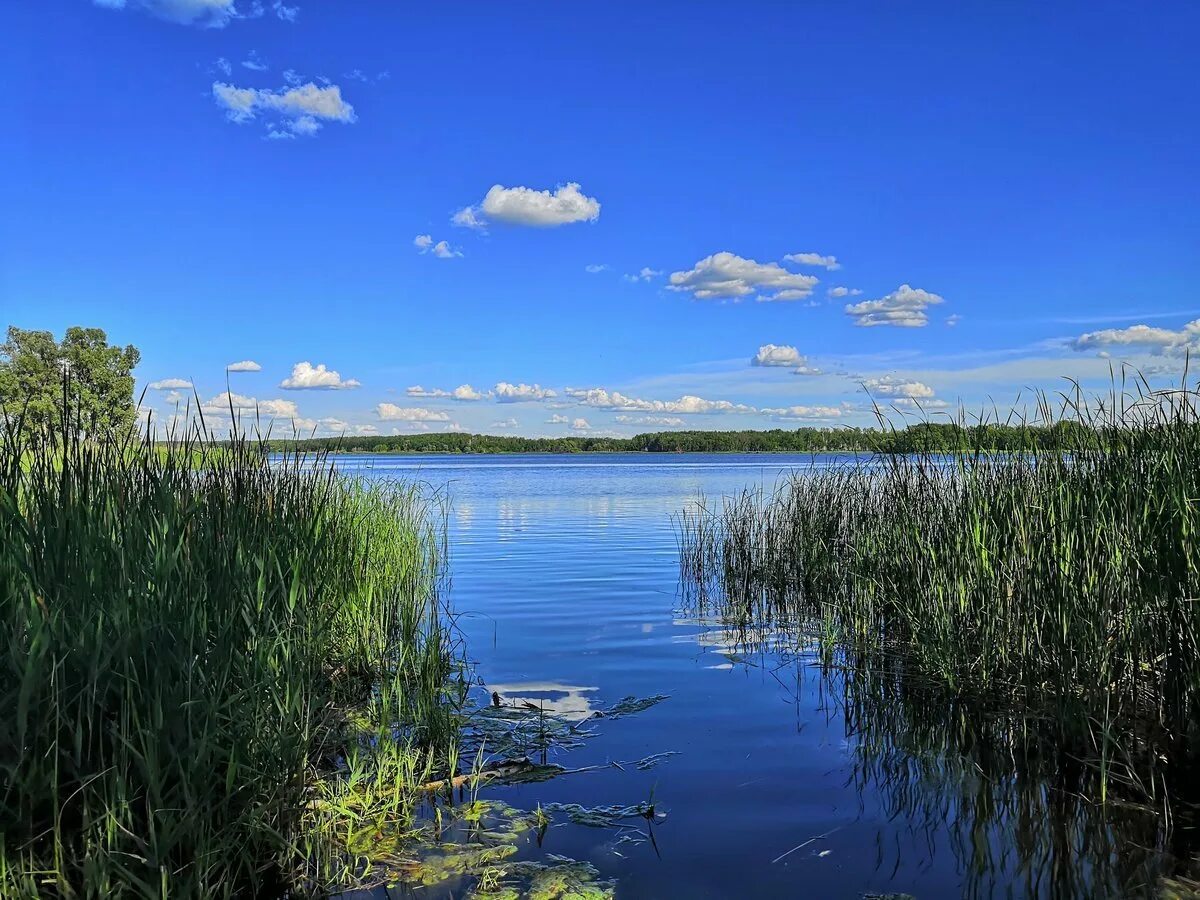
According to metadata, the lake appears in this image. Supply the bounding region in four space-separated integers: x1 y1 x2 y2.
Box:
337 452 1173 900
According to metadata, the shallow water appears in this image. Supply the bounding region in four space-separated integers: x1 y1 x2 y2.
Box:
336 452 1176 899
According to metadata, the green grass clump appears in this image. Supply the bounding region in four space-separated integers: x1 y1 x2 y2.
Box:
678 379 1200 788
0 413 463 897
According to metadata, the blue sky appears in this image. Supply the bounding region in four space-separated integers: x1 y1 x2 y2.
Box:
4 1 1199 437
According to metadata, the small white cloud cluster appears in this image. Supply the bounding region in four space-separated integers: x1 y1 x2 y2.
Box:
376 404 450 422
669 252 819 302
862 376 935 399
94 0 238 27
624 267 661 283
1072 320 1200 356
406 384 488 401
201 391 302 423
454 183 600 229
280 361 360 390
614 415 686 427
495 382 557 402
784 252 840 270
827 286 862 298
761 405 844 420
212 81 355 138
566 387 755 415
227 359 261 372
547 414 590 430
845 284 944 327
147 377 192 390
413 234 462 258
750 344 821 375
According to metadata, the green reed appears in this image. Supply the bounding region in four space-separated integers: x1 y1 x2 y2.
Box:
677 377 1200 796
0 410 465 897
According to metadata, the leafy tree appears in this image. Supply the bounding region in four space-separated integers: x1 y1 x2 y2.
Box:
0 326 141 436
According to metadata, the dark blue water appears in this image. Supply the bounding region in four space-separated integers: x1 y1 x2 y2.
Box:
335 453 1154 899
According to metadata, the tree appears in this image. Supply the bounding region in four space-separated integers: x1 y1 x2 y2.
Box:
0 326 141 437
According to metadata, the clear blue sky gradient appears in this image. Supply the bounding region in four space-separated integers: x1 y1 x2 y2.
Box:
4 1 1199 436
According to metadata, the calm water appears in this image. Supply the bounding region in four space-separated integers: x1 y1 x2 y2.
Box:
336 453 1166 900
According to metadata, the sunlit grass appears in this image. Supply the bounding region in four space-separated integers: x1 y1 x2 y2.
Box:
0 412 464 897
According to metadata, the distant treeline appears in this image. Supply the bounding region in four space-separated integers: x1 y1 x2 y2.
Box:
262 421 1098 454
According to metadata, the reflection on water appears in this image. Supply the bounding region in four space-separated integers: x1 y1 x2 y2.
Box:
333 453 1200 899
487 682 600 721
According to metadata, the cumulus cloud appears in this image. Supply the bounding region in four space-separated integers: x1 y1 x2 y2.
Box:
453 182 600 229
624 267 662 283
761 405 844 420
1072 320 1200 356
585 264 609 274
148 377 192 390
212 81 355 138
827 286 862 298
862 377 936 399
614 415 686 427
546 414 570 424
845 284 944 327
280 361 360 390
491 417 519 429
201 391 299 420
227 359 261 372
571 417 590 431
376 404 450 422
784 252 840 270
94 0 238 27
751 344 802 368
668 252 819 302
495 382 557 402
413 234 462 258
566 387 756 415
406 384 487 401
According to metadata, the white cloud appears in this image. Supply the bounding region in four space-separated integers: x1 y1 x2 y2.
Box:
214 57 233 76
762 405 845 419
571 417 590 431
453 182 600 229
227 359 261 372
495 382 558 402
624 267 662 283
547 414 570 424
376 404 450 422
1072 320 1200 356
668 252 819 302
148 377 192 390
827 286 862 298
241 50 267 71
614 415 686 427
751 344 802 368
784 252 840 270
566 387 756 415
491 417 519 429
94 0 237 27
405 384 488 401
201 391 299 420
891 397 952 410
946 314 963 327
845 284 945 327
272 0 298 20
212 81 355 137
413 234 462 258
862 377 936 399
585 264 609 274
280 361 360 390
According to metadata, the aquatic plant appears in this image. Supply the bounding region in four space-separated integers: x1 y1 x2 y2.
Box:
677 375 1200 893
0 409 463 897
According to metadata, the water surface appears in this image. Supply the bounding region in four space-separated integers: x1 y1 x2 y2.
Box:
337 453 1168 899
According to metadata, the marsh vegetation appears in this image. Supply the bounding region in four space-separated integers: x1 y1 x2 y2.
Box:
677 380 1200 897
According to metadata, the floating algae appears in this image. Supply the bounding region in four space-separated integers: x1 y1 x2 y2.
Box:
543 802 662 829
468 856 616 899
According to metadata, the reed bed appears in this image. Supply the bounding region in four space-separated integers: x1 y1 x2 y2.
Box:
677 380 1200 799
0 413 464 897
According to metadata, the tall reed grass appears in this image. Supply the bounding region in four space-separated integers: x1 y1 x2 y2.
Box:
0 411 463 897
677 379 1200 801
